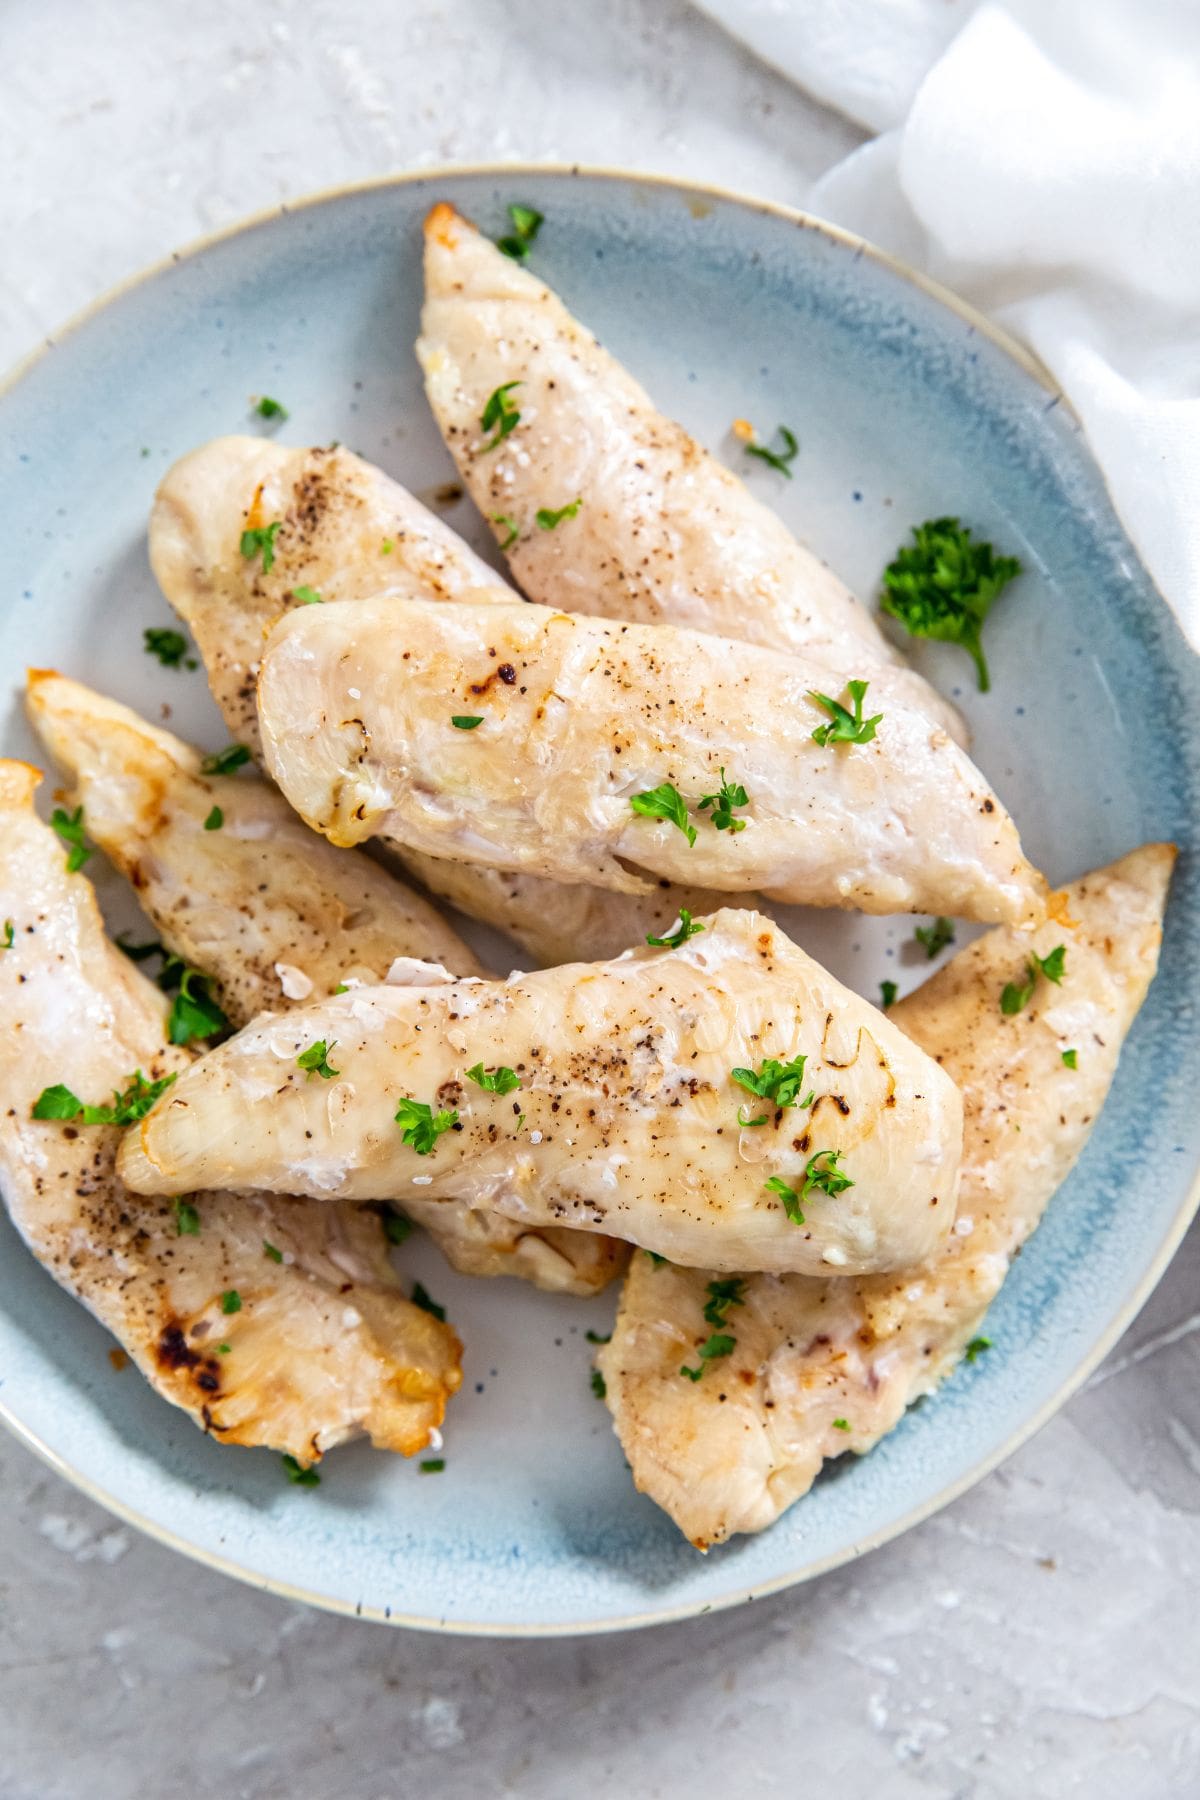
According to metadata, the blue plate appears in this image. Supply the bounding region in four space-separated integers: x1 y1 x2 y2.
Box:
1 168 1197 1635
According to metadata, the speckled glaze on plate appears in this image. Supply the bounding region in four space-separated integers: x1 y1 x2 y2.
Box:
0 167 1197 1636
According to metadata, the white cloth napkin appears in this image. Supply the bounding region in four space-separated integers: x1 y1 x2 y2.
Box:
696 0 1200 647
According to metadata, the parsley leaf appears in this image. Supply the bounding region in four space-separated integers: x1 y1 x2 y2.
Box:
965 1335 992 1363
31 1083 83 1120
881 518 1021 693
239 520 282 573
914 917 955 959
163 962 228 1045
411 1280 446 1322
731 1054 813 1126
263 1240 283 1262
1001 946 1066 1016
292 585 323 605
832 1418 851 1432
680 1333 736 1381
174 1199 200 1236
880 979 898 1010
497 201 544 259
282 1453 320 1487
220 1289 242 1314
802 1149 854 1201
536 498 582 530
451 715 484 730
395 1097 459 1155
809 680 882 748
143 626 196 670
702 1277 746 1329
479 381 521 452
646 909 705 949
629 783 696 846
203 805 223 831
32 1069 177 1127
253 395 288 419
1 920 13 950
297 1039 340 1081
1061 1048 1078 1069
590 1368 607 1399
466 1062 521 1095
491 513 520 550
763 1174 805 1225
1036 944 1067 984
419 1458 446 1473
697 768 749 834
382 1205 413 1246
50 805 92 873
744 424 798 477
200 743 250 777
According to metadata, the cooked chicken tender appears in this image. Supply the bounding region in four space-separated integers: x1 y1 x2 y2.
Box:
25 674 623 1296
258 597 1045 925
598 845 1173 1546
118 908 963 1279
419 201 966 743
0 761 461 1464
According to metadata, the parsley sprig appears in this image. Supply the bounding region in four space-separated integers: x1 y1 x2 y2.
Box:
1000 944 1066 1016
629 783 696 847
144 627 197 670
32 1069 176 1126
536 498 582 530
50 805 92 873
240 520 282 573
297 1039 340 1080
744 424 799 477
680 1333 735 1382
116 940 229 1044
479 381 521 452
914 917 955 959
497 202 544 260
809 680 882 748
646 910 704 949
731 1054 813 1127
395 1097 459 1155
881 518 1021 693
702 1277 745 1328
764 1175 806 1225
698 768 749 834
466 1062 521 1095
801 1148 854 1200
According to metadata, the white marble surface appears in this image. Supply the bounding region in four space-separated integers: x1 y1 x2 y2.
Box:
1 3 1198 1795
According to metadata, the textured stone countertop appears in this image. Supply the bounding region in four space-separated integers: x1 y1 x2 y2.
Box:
1 3 1197 1796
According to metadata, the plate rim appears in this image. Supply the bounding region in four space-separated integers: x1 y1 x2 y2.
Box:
0 160 1192 1638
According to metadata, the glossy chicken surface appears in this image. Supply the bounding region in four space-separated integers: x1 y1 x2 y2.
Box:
148 435 724 965
0 761 461 1464
258 597 1045 924
598 845 1173 1546
419 201 966 743
26 675 622 1297
118 908 963 1279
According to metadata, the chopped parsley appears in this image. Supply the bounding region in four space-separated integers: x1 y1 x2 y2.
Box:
263 1240 283 1263
297 1039 340 1080
200 743 251 777
880 979 898 1010
143 626 196 670
50 805 92 873
380 537 394 554
419 1458 446 1474
590 1369 607 1400
802 1148 854 1201
763 1174 805 1225
466 1062 521 1095
491 513 520 549
162 961 228 1045
731 1054 813 1126
585 1329 612 1345
536 498 582 530
914 917 955 959
697 768 749 834
497 201 544 259
881 518 1021 693
218 1342 231 1355
395 1096 459 1154
1061 1048 1078 1069
646 910 705 949
382 1205 414 1246
253 395 288 419
809 680 882 748
702 1277 746 1329
644 1249 668 1266
514 1113 526 1133
832 1418 851 1432
239 520 282 573
411 1280 446 1322
282 1453 320 1487
479 381 521 452
1001 945 1067 1015
203 805 223 831
174 1198 201 1237
744 423 799 477
220 1289 242 1314
32 1068 177 1127
629 782 696 846
680 1333 736 1381
292 585 323 605
451 715 484 730
964 1335 992 1364
1 920 12 950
